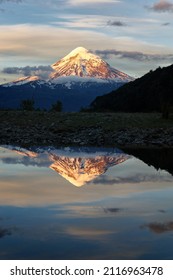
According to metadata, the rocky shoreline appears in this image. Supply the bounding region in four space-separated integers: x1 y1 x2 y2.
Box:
1 122 173 148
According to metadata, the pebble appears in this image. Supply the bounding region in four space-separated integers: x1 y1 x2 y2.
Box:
0 123 173 147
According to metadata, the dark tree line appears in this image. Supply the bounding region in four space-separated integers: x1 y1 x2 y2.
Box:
20 99 63 112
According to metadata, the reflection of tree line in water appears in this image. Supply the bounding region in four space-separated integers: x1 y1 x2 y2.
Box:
127 148 173 236
141 221 173 234
124 148 173 176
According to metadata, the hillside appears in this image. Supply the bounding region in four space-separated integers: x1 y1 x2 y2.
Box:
90 64 173 117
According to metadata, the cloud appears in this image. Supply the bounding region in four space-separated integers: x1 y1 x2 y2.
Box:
53 14 129 30
148 0 173 12
94 49 173 62
162 22 170 25
53 14 107 29
68 0 120 5
2 65 53 79
0 0 22 3
0 24 117 62
107 20 127 26
0 24 171 61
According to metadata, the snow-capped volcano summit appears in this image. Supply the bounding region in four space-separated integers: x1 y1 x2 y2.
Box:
51 47 132 82
0 46 134 111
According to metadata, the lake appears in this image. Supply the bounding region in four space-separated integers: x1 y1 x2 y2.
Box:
0 145 173 260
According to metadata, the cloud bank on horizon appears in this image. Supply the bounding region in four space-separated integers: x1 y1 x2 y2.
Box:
0 0 173 83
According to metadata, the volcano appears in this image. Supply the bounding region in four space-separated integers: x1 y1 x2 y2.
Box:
0 47 133 111
51 47 132 81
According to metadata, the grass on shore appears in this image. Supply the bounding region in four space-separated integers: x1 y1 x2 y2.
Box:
1 111 173 131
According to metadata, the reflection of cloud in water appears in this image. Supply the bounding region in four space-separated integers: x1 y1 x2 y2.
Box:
1 156 50 168
0 227 11 238
158 209 166 213
103 208 122 214
65 227 113 240
93 173 173 185
142 221 173 234
56 205 124 218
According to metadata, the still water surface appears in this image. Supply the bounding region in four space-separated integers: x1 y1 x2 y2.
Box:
0 145 173 260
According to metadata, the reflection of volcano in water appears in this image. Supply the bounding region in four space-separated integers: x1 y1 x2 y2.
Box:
49 154 129 187
2 145 130 186
12 149 38 158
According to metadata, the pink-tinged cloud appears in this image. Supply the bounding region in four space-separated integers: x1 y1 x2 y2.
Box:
150 0 173 12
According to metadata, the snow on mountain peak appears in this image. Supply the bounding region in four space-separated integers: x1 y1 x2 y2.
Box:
51 46 133 81
50 154 129 187
3 75 40 87
64 46 89 58
53 47 99 64
51 46 100 72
